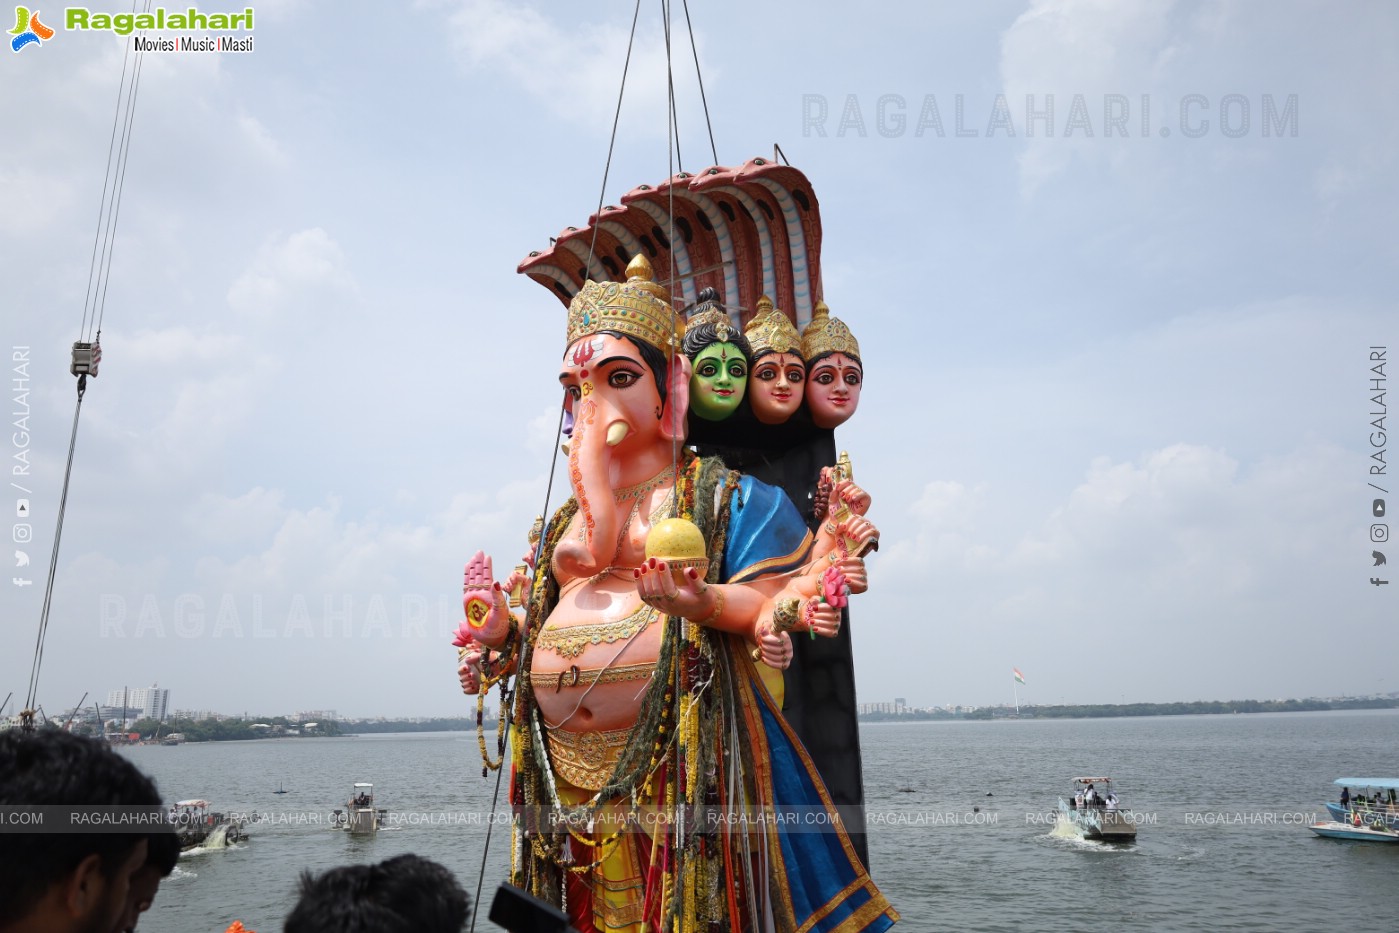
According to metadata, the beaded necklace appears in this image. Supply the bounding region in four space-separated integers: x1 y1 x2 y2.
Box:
611 463 675 501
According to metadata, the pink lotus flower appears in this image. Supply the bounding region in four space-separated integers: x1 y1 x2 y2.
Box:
820 565 849 609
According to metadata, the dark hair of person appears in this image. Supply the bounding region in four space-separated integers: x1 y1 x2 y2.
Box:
806 349 863 371
0 727 163 924
681 289 752 362
682 321 753 362
751 345 800 364
146 825 181 875
284 854 472 933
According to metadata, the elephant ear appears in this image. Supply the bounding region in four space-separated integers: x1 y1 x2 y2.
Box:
660 353 691 441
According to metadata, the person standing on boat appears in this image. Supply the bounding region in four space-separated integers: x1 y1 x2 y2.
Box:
1340 786 1351 809
1105 791 1119 811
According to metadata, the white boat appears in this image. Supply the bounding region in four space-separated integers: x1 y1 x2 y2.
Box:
332 782 384 834
1324 777 1399 831
1057 776 1137 841
1309 820 1399 843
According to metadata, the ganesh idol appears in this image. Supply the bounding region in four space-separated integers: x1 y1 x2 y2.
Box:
453 255 897 933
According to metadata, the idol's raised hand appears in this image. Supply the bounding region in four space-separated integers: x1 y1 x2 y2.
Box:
460 550 515 646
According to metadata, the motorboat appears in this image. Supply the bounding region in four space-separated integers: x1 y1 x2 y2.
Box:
1309 820 1399 843
170 799 246 850
1057 777 1137 841
332 782 385 834
1323 778 1399 830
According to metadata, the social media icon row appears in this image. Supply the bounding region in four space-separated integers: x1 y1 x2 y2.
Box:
1368 500 1389 586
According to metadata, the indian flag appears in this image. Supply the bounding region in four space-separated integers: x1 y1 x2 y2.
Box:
1013 668 1026 685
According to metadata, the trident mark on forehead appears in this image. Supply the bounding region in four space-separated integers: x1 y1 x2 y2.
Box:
571 337 604 367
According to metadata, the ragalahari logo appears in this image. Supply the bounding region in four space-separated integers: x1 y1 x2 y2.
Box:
10 6 53 52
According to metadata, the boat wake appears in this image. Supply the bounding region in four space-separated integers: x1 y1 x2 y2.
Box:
1037 817 1139 853
183 824 246 854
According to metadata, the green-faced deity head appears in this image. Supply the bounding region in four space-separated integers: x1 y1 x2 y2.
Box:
682 289 752 423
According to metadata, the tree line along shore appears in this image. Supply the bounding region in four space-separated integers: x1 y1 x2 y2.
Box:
859 696 1398 722
64 697 1396 742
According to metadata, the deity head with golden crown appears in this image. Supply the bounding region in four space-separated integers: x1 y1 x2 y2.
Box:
800 301 862 430
562 255 686 410
680 287 752 423
744 295 806 425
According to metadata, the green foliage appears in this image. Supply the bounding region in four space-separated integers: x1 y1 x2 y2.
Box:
339 718 474 734
858 697 1399 722
124 717 345 742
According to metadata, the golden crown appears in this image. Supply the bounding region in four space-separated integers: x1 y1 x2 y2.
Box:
685 305 735 344
566 255 682 353
800 301 860 360
743 296 802 357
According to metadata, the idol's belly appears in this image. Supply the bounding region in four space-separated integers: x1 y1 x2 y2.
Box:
530 581 663 732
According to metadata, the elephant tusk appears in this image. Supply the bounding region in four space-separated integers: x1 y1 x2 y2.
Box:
606 421 629 447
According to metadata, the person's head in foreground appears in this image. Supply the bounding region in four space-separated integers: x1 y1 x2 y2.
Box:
283 854 471 933
0 727 168 933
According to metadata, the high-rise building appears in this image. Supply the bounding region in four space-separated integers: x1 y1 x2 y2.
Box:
106 685 170 721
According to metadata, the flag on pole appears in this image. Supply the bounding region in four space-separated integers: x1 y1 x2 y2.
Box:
1013 668 1026 685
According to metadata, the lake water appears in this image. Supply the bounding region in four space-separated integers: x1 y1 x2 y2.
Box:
120 709 1399 932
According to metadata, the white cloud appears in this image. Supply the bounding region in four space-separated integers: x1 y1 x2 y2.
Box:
226 227 357 318
860 438 1362 704
999 0 1177 192
439 0 714 135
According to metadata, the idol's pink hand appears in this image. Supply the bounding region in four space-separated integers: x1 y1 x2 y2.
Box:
461 550 512 643
756 621 793 669
834 479 872 517
635 560 710 619
456 638 484 696
503 567 532 604
834 555 867 595
839 515 879 554
805 598 841 638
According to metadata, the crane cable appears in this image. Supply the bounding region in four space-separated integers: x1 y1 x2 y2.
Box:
23 0 151 727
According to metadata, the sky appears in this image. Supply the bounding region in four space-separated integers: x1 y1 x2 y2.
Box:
2 0 1395 718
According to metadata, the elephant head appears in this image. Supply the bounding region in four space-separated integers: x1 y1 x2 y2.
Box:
552 332 691 578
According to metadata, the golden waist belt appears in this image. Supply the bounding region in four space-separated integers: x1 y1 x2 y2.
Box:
528 661 656 692
534 604 657 658
545 725 632 792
